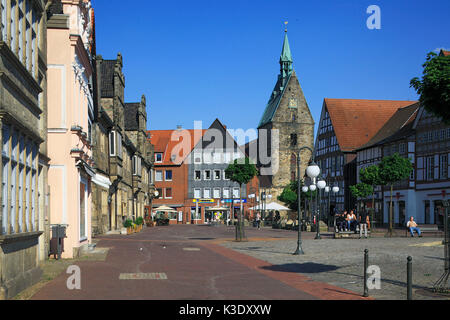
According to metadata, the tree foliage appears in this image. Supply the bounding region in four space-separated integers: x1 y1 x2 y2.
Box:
410 51 450 123
277 180 317 211
360 165 384 186
349 183 373 199
225 157 258 186
378 153 413 185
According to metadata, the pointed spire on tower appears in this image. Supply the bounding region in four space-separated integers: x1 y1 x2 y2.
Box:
279 23 293 81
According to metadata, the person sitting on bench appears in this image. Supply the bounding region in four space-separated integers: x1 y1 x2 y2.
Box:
347 210 357 231
407 216 422 237
335 211 346 232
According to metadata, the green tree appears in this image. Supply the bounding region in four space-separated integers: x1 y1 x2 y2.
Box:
410 51 450 123
378 153 413 236
225 157 258 241
359 165 384 222
349 183 374 215
278 180 316 216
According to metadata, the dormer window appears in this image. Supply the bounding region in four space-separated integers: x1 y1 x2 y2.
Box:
155 153 163 163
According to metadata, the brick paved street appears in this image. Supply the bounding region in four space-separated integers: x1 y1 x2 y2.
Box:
28 224 448 300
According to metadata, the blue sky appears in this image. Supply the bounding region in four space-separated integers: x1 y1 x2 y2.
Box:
92 0 450 134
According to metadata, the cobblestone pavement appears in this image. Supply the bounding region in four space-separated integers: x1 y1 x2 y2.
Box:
220 228 448 300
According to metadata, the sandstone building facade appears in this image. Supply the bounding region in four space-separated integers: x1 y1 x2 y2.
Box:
0 0 49 299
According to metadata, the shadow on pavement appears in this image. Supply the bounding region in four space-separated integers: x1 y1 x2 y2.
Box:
261 262 340 274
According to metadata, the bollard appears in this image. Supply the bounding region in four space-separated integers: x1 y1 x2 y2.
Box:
407 256 412 300
363 249 369 297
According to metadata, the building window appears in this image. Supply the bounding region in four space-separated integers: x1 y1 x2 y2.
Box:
10 0 16 54
155 153 163 163
165 188 172 199
213 188 220 199
440 154 448 180
214 170 221 180
155 170 163 182
426 156 434 181
290 133 297 146
165 170 172 181
194 153 202 164
194 170 201 181
132 155 141 176
109 131 116 156
194 188 201 199
233 187 240 199
223 188 230 199
223 170 229 180
203 188 211 199
204 170 211 180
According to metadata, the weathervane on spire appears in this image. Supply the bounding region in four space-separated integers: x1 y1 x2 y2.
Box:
284 21 288 32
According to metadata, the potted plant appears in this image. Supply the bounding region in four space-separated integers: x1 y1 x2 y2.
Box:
136 217 144 232
124 219 133 234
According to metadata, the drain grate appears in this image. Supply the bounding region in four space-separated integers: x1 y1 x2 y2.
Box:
119 273 167 280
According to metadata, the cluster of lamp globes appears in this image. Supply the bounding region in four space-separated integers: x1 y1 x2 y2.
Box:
302 162 340 194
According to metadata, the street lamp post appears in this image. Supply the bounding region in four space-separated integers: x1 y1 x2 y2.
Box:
316 177 326 239
293 146 318 256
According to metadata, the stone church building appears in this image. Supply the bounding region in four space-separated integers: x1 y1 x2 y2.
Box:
256 30 315 203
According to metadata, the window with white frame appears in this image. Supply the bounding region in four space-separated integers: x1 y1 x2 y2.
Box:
18 0 23 60
155 170 163 182
194 153 202 164
31 4 36 77
165 188 172 199
203 188 211 199
155 153 163 163
10 0 16 54
223 169 229 180
194 188 201 199
233 187 240 199
132 155 142 176
426 156 434 181
213 188 220 199
25 0 31 70
165 170 172 181
194 170 201 181
214 170 221 180
204 170 211 180
223 188 230 199
109 131 116 156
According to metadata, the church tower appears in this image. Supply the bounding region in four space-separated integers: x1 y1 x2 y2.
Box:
257 29 315 203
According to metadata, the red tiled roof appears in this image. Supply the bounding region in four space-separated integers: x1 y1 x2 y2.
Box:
147 129 206 165
440 50 450 57
324 99 418 152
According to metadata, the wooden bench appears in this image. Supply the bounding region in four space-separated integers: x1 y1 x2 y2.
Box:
405 224 441 237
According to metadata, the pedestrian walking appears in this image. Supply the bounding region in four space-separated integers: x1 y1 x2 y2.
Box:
359 210 369 239
256 212 261 230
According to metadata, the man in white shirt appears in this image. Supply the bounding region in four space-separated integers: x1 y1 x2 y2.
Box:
406 217 422 237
